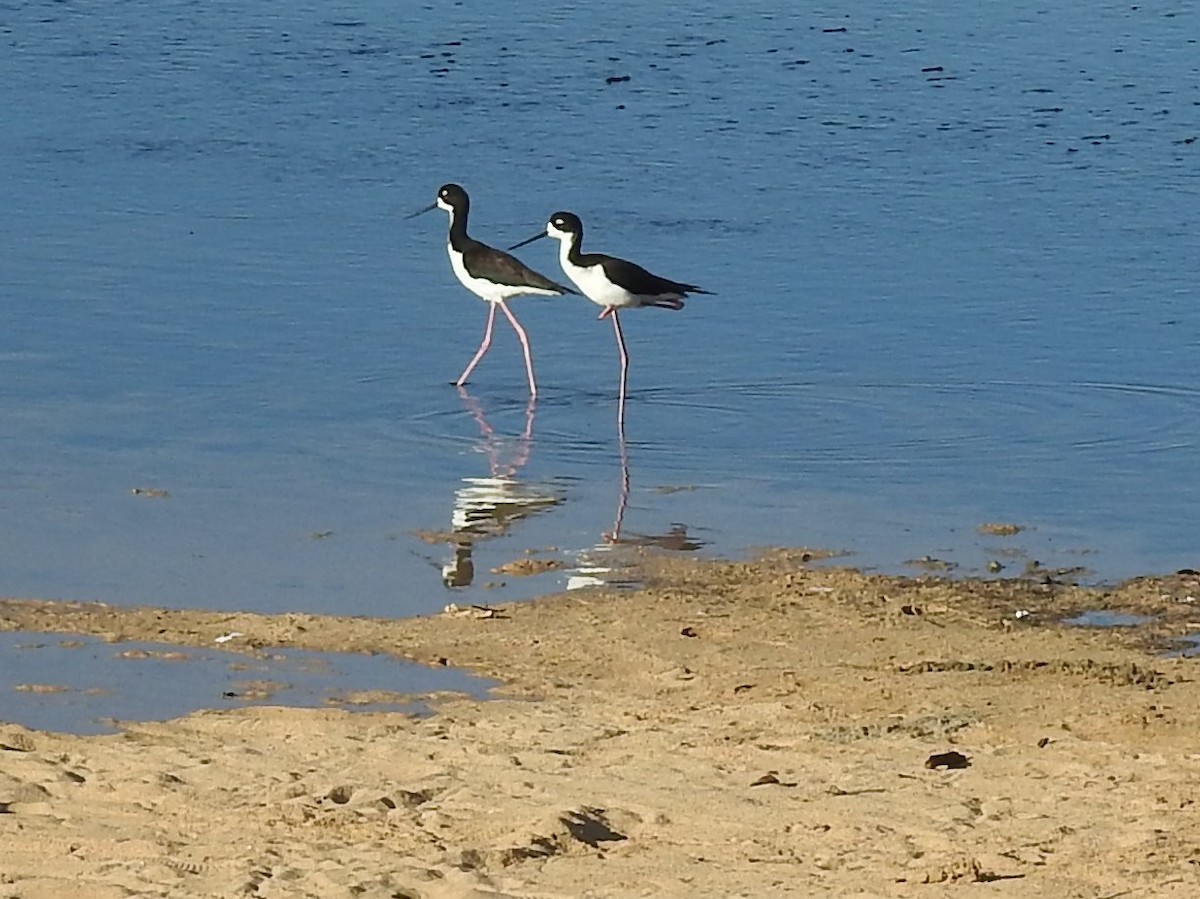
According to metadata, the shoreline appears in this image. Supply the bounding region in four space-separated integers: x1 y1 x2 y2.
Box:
3 554 1200 897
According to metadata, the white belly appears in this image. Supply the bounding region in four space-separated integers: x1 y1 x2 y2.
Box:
447 244 557 303
562 258 637 309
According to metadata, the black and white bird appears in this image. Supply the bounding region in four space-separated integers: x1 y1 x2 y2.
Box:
407 184 574 397
509 211 710 425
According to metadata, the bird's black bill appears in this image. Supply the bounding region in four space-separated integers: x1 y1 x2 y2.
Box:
404 202 438 220
506 232 548 252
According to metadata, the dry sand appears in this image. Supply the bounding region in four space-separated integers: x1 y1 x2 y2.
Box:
3 552 1200 898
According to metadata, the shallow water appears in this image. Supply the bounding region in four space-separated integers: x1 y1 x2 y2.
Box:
1063 610 1156 629
0 631 493 735
2 0 1198 630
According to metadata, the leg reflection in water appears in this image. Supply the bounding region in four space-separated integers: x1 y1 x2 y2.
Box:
602 432 705 550
602 433 632 545
440 389 565 589
569 429 705 591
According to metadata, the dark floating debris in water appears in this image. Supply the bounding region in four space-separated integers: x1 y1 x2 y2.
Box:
823 26 848 33
605 74 631 84
906 555 958 572
921 65 944 72
609 523 704 552
1023 561 1091 583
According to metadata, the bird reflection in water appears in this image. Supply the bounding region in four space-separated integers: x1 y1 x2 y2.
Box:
440 389 565 588
569 431 704 591
603 434 704 550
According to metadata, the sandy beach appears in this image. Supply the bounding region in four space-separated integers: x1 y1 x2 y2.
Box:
3 552 1200 898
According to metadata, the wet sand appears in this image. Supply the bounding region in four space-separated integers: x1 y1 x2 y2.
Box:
2 552 1200 898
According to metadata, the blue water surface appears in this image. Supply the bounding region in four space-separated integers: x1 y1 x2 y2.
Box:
0 631 493 734
2 0 1198 622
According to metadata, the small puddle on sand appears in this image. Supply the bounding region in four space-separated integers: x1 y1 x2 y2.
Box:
1062 610 1156 628
0 632 494 735
1169 635 1200 658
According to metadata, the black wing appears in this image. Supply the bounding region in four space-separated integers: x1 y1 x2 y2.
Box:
464 243 576 294
592 254 711 296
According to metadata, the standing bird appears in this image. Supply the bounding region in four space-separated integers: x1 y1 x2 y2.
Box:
407 184 574 397
509 211 710 426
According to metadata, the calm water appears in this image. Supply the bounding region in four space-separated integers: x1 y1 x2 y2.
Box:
2 0 1198 626
0 631 493 734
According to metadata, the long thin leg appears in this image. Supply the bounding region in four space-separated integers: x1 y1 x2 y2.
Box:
497 300 538 398
456 303 497 387
611 309 628 432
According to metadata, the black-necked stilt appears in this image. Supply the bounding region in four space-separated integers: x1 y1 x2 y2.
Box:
509 211 710 425
407 184 575 397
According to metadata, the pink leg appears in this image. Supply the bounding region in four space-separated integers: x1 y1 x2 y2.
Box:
456 303 497 387
611 310 628 432
497 300 537 398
